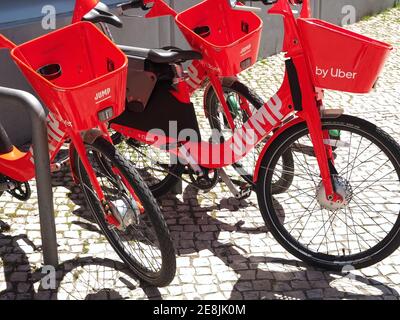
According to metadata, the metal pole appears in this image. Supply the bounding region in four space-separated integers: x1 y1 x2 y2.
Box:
0 87 58 267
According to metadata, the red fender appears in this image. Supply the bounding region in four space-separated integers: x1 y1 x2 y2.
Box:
253 116 304 183
68 128 105 184
202 77 238 114
0 147 34 182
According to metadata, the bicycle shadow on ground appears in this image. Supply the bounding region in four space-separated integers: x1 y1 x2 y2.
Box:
0 161 163 300
50 163 399 300
0 231 162 300
159 184 399 300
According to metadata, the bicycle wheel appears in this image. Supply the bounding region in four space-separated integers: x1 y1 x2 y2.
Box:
112 132 184 198
205 79 294 193
257 115 400 270
74 137 176 286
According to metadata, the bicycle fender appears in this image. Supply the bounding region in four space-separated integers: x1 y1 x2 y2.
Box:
202 76 238 113
253 117 304 183
69 129 104 183
83 128 104 145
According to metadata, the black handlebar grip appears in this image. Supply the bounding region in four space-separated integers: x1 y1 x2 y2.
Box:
250 0 278 4
118 0 144 11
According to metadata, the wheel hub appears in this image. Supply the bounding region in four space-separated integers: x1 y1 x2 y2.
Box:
316 175 353 210
109 198 140 230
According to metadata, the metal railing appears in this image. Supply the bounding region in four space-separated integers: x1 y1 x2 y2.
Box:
0 86 58 267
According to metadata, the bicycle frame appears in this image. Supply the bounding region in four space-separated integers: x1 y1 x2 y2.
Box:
111 0 340 200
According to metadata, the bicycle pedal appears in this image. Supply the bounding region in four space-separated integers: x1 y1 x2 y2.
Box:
237 186 252 200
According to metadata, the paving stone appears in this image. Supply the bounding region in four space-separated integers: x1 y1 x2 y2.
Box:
17 282 32 293
306 289 324 300
291 280 311 290
238 270 256 280
192 258 210 267
217 272 238 282
388 274 400 284
243 291 260 300
235 281 253 292
253 280 272 291
9 272 28 282
306 271 325 281
283 291 306 300
378 265 397 276
361 268 380 277
272 282 292 292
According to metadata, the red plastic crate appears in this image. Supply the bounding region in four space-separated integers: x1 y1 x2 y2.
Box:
11 22 128 131
298 18 392 93
176 0 263 76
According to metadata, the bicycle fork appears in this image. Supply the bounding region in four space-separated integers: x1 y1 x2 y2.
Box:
69 129 121 226
293 55 343 203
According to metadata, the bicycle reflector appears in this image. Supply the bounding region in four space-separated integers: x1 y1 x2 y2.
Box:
240 58 252 70
98 107 114 122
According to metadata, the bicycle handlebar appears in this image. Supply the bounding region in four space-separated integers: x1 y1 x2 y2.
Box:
117 0 265 13
117 0 147 12
246 0 303 5
229 1 261 13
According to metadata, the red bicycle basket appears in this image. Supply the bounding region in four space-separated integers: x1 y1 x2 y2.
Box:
175 0 263 76
298 18 392 93
11 22 128 131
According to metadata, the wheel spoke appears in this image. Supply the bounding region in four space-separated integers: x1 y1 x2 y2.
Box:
262 120 400 264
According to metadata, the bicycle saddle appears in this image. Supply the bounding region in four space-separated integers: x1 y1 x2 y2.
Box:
118 45 203 64
82 2 123 28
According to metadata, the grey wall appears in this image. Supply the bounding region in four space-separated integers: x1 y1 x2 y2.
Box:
0 0 397 145
316 0 398 25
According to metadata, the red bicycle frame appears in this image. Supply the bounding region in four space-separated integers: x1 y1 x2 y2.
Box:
111 0 341 201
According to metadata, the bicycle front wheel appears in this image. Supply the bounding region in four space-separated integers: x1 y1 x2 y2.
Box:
257 115 400 270
74 137 176 286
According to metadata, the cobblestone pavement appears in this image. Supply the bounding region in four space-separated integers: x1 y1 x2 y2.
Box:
0 7 399 300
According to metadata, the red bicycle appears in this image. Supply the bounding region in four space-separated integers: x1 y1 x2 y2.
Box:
0 20 176 286
103 0 294 197
107 0 400 270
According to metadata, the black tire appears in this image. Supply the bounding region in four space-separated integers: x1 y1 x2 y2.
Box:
74 137 176 286
257 115 400 270
112 132 184 198
205 79 294 193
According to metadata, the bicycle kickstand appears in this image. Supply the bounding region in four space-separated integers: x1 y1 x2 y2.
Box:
219 168 251 200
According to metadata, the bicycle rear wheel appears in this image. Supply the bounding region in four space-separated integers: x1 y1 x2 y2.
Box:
257 115 400 270
112 132 184 198
205 79 294 193
74 137 176 286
